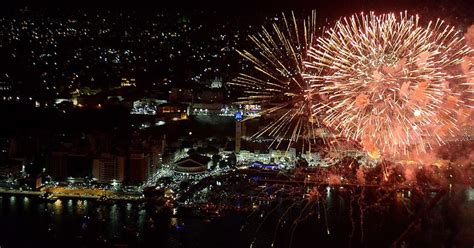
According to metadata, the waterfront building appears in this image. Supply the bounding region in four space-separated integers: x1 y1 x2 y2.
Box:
92 153 125 183
50 152 91 180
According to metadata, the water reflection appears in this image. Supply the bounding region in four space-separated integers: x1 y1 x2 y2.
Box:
67 199 73 215
138 208 147 234
76 200 84 215
23 196 29 211
0 187 472 248
109 204 119 237
9 196 16 214
53 199 62 216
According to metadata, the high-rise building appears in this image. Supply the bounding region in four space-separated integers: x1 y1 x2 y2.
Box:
129 153 147 183
50 151 68 179
67 154 91 178
49 152 91 180
92 153 125 183
147 143 165 176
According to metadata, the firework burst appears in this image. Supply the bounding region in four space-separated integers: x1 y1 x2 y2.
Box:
305 11 473 159
231 10 327 153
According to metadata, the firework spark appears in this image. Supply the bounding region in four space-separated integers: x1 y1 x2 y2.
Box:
231 10 327 153
305 11 473 159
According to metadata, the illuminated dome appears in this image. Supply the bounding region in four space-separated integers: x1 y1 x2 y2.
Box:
173 154 211 173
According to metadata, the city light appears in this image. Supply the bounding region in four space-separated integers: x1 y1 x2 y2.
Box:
0 4 472 248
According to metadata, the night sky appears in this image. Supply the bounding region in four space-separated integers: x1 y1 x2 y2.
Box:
3 0 474 18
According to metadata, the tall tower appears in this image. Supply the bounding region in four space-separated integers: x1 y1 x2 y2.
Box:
235 111 243 154
235 121 241 154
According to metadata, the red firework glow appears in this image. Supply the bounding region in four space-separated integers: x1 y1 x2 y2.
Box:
305 11 474 160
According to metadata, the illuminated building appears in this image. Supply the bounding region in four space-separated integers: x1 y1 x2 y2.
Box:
92 153 125 183
209 77 223 88
243 104 261 117
130 98 167 115
173 154 211 173
190 103 223 116
156 103 188 120
120 77 136 87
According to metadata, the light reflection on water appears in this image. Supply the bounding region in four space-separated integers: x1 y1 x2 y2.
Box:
138 208 147 234
0 196 162 245
53 199 62 217
0 187 472 247
67 199 73 215
109 204 119 237
76 200 84 215
23 196 29 210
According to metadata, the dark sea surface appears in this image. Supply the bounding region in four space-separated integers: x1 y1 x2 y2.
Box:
0 186 473 248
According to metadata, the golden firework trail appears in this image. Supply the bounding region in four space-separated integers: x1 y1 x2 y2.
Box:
305 11 473 159
231 10 328 153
